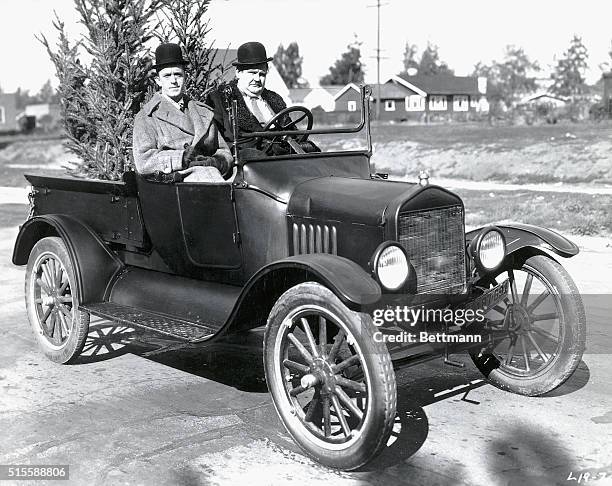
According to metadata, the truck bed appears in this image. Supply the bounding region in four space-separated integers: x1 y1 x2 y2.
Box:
25 173 147 249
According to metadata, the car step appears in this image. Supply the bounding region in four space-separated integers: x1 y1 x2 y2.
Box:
81 302 219 343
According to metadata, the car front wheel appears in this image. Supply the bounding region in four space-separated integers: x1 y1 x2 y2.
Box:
471 254 586 396
264 282 396 470
25 237 89 364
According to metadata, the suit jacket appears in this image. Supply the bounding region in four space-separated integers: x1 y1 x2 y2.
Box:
133 93 231 175
206 80 288 150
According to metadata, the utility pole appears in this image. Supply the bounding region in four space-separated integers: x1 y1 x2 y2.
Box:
368 0 387 120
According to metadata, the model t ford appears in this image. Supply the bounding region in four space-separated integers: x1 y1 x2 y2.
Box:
12 86 586 470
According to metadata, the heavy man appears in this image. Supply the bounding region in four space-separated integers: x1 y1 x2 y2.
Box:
133 43 233 182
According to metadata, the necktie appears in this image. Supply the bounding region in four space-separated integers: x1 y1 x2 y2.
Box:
248 97 267 124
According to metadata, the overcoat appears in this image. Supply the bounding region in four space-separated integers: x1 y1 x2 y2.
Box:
205 80 288 151
132 93 231 175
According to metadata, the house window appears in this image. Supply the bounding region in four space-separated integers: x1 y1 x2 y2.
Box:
385 100 395 111
470 96 479 108
429 95 447 111
347 100 357 112
0 106 5 124
405 95 425 111
453 95 468 112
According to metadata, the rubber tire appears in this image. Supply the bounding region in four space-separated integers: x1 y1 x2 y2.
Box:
263 282 397 470
25 237 90 364
471 254 586 396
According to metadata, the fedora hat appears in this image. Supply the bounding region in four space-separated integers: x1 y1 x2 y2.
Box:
153 43 188 70
232 41 273 67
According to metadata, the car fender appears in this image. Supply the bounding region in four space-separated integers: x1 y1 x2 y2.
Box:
223 253 382 334
466 222 579 259
12 215 124 304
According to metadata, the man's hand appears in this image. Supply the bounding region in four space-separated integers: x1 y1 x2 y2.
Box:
182 145 202 167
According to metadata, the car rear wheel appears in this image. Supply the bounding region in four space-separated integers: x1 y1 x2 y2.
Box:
25 237 89 364
264 282 396 470
471 254 586 396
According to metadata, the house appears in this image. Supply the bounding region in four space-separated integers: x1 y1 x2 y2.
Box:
0 92 19 132
521 93 568 108
288 86 344 112
329 74 489 122
211 48 290 104
24 103 61 131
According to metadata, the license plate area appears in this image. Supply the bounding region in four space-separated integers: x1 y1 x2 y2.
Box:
466 278 509 316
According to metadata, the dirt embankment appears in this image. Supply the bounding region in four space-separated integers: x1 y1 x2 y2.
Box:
371 139 612 185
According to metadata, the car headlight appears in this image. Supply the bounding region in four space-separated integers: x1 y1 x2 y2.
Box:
371 243 410 291
470 227 506 273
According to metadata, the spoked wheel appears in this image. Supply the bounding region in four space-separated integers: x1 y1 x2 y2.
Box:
471 254 586 396
25 237 89 363
264 282 396 470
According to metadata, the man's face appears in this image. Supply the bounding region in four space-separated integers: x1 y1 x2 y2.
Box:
155 66 185 101
236 64 268 97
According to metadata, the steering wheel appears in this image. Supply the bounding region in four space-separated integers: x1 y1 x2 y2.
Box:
259 106 313 155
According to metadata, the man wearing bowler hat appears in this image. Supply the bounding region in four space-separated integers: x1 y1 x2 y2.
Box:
207 41 317 154
133 43 233 183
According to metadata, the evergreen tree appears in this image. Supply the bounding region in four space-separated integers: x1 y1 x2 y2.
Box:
418 42 453 76
400 41 419 75
273 42 303 89
551 35 589 97
39 0 218 180
320 40 364 85
37 79 57 104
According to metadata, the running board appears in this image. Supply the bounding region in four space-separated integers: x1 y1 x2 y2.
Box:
81 302 220 343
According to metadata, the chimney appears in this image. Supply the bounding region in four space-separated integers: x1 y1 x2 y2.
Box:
477 76 487 95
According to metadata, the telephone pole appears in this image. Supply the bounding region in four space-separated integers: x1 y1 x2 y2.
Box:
368 0 388 120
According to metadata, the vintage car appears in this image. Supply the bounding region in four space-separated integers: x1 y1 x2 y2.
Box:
12 86 586 470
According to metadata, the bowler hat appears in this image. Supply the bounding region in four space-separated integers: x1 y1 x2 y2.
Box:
232 41 273 67
153 43 188 70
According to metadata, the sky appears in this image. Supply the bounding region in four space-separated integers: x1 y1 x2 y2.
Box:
1 0 611 93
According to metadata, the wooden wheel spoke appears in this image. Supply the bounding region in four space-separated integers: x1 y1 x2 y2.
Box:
41 305 53 324
328 330 346 362
59 281 69 294
335 386 364 420
490 305 507 316
504 339 516 365
509 270 520 304
532 327 560 343
287 332 314 364
322 396 331 437
58 312 70 337
520 335 530 372
526 332 549 362
36 278 52 295
41 263 55 290
283 359 310 375
58 296 73 303
304 392 320 423
319 316 327 356
336 375 366 393
521 274 533 306
330 394 351 437
57 303 73 320
527 290 550 313
532 312 557 322
332 354 360 374
289 385 308 397
300 317 319 357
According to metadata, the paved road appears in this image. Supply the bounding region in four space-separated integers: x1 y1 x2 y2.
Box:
1 209 611 486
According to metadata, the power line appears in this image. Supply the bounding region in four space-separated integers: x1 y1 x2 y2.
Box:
367 0 389 120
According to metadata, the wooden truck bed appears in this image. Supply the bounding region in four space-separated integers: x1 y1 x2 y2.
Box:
25 174 147 249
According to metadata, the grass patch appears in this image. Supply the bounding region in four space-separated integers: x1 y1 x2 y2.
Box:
455 188 612 236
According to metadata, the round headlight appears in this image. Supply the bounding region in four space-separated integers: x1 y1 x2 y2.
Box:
478 230 505 270
375 244 409 291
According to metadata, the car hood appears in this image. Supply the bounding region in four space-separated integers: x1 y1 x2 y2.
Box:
287 177 420 226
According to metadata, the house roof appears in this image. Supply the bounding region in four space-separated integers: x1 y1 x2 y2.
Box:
395 73 480 95
370 83 415 99
288 88 313 103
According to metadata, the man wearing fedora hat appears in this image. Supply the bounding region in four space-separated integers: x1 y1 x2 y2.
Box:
133 43 233 183
207 41 302 154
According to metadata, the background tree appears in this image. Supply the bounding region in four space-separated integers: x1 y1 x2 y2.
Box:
156 0 222 101
273 42 303 88
40 0 219 180
37 79 58 104
320 39 364 85
400 41 419 75
550 35 589 97
418 42 453 76
473 46 539 108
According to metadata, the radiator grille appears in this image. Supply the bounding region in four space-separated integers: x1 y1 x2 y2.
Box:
293 223 337 255
398 205 466 294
